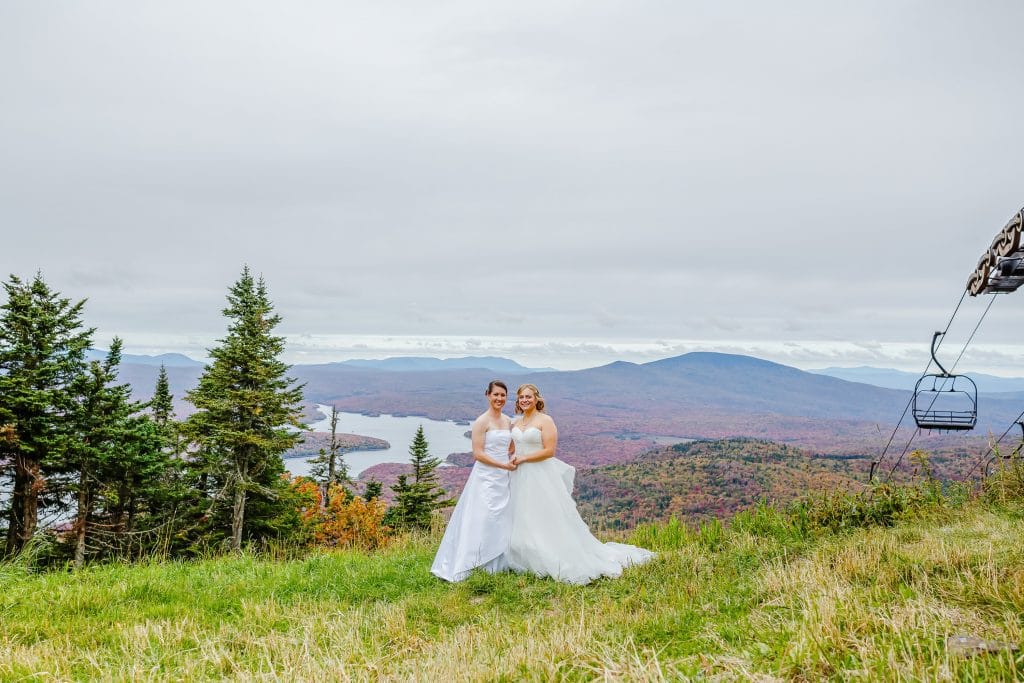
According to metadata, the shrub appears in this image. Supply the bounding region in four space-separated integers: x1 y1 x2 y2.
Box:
286 476 391 551
982 449 1024 507
731 499 806 543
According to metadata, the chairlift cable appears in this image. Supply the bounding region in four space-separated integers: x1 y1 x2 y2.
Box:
870 290 968 481
946 292 999 383
881 293 999 483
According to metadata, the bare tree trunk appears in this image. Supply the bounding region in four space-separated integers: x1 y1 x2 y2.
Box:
230 464 248 552
5 453 40 557
73 466 90 567
320 407 342 511
126 482 136 532
328 406 339 483
114 480 131 533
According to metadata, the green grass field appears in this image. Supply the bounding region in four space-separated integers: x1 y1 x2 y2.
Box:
2 502 1022 681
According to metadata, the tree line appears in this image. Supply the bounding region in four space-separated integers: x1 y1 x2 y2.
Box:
0 268 450 566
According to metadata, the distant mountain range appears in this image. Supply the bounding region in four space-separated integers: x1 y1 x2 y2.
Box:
95 351 551 374
334 356 554 373
811 366 1024 394
86 349 205 368
112 351 1024 474
100 350 1024 393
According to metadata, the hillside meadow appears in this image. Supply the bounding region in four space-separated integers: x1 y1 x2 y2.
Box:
2 491 1022 681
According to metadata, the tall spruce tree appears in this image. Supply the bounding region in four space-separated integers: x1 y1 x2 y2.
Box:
138 363 192 555
0 273 92 556
151 365 174 431
184 267 304 551
388 425 452 530
150 364 182 458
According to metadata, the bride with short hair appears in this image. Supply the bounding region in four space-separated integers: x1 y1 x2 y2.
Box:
431 380 516 582
506 383 654 584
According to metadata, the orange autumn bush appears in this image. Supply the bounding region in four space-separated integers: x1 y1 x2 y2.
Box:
287 476 390 551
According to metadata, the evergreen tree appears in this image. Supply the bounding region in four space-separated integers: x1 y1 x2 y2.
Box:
63 339 130 564
363 479 383 502
387 426 452 530
100 413 176 559
0 273 92 556
309 405 349 498
59 339 178 565
139 364 191 556
151 365 174 433
184 267 304 551
409 425 441 483
150 364 183 458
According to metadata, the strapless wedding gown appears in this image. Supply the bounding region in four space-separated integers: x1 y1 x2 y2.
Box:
506 426 655 584
431 429 512 582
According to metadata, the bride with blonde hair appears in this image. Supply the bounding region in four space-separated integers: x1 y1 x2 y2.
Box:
505 383 654 584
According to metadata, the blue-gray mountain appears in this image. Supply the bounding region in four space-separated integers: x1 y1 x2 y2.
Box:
336 356 553 373
812 366 1024 394
86 349 204 368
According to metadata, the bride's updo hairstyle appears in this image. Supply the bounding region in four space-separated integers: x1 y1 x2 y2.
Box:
486 379 508 395
515 383 545 413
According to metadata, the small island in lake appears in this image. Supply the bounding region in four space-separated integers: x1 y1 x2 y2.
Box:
283 431 389 460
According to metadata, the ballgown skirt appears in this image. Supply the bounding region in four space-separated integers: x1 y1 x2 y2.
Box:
506 426 655 584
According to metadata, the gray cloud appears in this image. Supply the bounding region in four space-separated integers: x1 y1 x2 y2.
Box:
3 1 1024 371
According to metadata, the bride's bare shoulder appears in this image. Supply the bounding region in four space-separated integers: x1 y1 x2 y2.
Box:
513 413 554 427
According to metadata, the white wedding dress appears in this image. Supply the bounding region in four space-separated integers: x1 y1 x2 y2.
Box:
506 425 655 584
431 429 512 582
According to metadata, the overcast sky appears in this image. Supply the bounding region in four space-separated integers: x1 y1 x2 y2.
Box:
3 1 1024 372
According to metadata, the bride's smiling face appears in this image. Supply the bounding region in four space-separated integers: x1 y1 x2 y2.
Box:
517 388 537 412
488 387 507 411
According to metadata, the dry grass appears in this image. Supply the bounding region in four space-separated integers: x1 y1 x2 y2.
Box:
1 506 1022 680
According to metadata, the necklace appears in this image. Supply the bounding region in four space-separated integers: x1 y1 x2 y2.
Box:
519 412 535 429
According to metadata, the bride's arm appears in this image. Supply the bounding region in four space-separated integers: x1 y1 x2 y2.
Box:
471 419 515 470
518 418 558 463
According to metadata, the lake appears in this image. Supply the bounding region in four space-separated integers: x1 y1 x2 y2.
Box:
284 405 472 478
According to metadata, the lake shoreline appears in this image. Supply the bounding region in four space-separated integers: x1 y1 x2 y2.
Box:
281 405 472 478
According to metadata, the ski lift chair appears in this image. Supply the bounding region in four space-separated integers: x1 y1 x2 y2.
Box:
912 331 978 431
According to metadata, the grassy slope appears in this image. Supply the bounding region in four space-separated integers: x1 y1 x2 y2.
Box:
1 505 1022 681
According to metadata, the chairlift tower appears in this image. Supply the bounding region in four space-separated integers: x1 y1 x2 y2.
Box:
909 207 1024 433
966 208 1024 295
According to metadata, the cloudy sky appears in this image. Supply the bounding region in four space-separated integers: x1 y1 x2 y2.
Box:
3 1 1024 372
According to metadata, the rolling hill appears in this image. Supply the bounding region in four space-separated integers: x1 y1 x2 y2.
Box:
574 438 865 529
